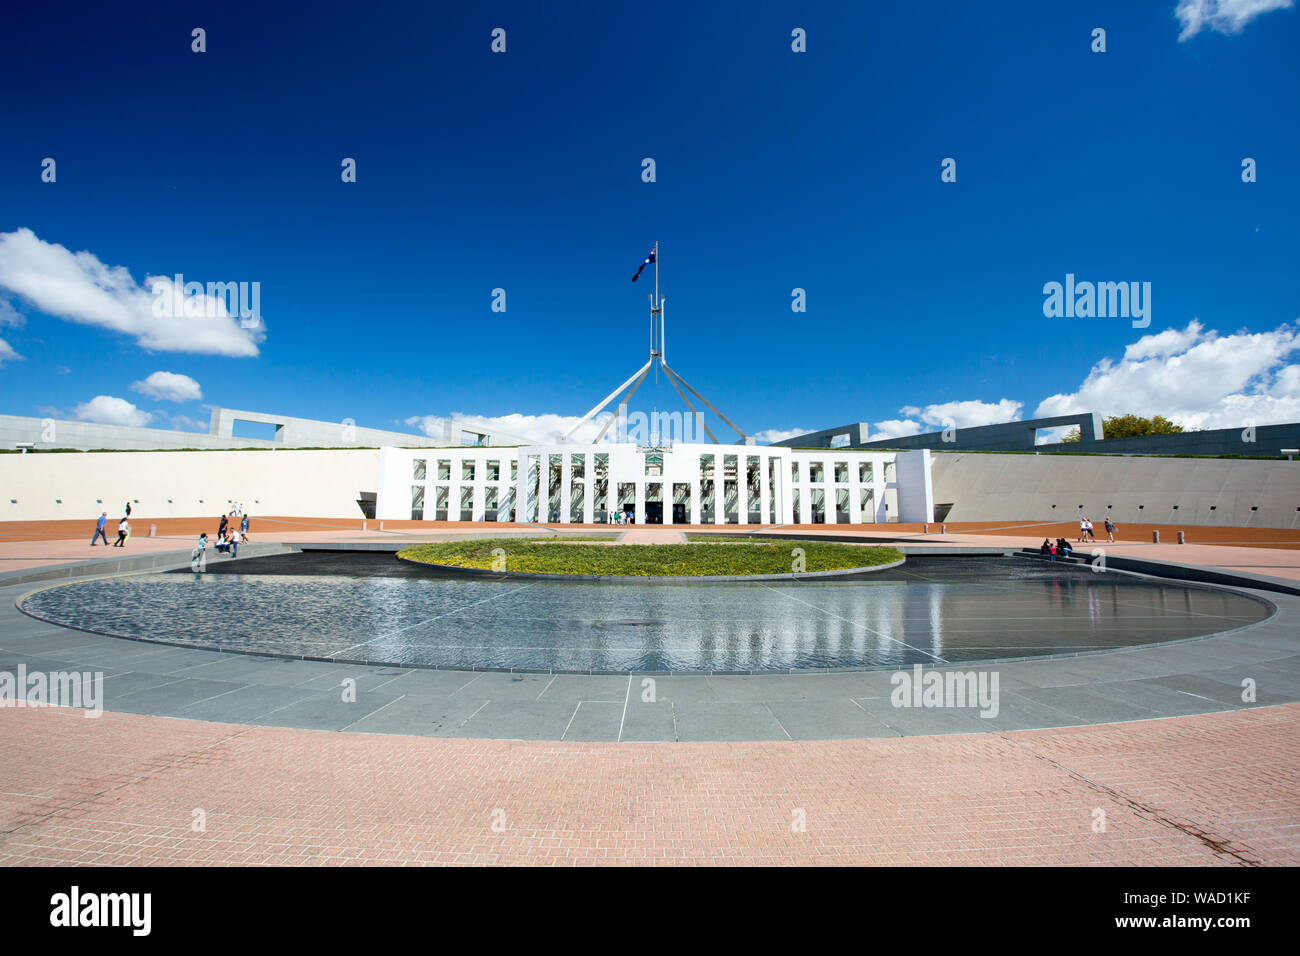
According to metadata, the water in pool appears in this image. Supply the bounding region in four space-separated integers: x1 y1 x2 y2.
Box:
17 555 1270 672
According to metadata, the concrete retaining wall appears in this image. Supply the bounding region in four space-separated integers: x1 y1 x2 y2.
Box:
0 448 381 522
933 452 1300 529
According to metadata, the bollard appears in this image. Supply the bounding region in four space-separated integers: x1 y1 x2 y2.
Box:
941 523 947 534
378 520 384 531
148 523 157 537
1177 530 1185 544
923 524 929 534
1152 530 1160 544
361 520 366 531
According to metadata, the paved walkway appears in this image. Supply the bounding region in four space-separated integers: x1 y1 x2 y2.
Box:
1 702 1295 865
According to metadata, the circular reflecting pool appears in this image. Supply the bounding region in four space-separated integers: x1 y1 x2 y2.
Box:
18 555 1270 672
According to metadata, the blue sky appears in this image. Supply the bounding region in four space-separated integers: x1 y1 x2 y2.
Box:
1 0 1297 444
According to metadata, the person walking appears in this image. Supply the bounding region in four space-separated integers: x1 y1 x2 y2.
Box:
192 532 208 572
1105 516 1116 542
1078 516 1087 542
112 516 129 547
218 513 229 540
240 513 249 543
90 512 109 546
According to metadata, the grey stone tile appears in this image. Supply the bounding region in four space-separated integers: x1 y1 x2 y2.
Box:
707 673 875 702
1189 667 1300 705
673 702 790 742
179 683 318 723
618 699 676 741
560 701 623 741
363 668 486 698
450 700 581 740
1016 685 1161 724
293 666 413 694
854 699 986 736
109 677 248 716
765 699 898 739
628 675 716 704
248 688 403 731
1141 673 1257 708
1086 679 1223 718
100 671 191 702
536 674 630 703
992 661 1104 689
449 672 556 701
337 694 453 736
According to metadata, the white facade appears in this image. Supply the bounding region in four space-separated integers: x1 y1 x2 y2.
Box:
376 444 935 525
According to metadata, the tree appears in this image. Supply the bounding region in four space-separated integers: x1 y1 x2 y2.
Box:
1060 414 1185 443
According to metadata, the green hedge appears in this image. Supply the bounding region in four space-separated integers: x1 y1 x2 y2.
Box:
397 537 902 576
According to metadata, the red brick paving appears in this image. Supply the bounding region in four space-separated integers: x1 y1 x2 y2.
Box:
1 703 1296 866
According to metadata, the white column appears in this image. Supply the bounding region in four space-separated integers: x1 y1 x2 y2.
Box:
583 453 594 524
759 456 770 527
875 459 887 522
560 455 572 524
538 454 550 523
738 464 748 526
690 479 701 525
849 460 862 524
635 481 645 525
713 463 725 525
517 453 531 524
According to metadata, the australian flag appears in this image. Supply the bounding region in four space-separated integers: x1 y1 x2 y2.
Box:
632 247 655 282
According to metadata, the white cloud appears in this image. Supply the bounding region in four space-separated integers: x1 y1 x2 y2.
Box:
0 298 22 327
1035 320 1300 430
870 419 925 441
1175 0 1293 40
753 427 812 445
131 370 202 403
169 414 209 432
0 228 262 357
913 399 1022 429
1123 320 1205 360
73 395 153 427
406 412 615 445
0 336 20 364
869 399 1022 440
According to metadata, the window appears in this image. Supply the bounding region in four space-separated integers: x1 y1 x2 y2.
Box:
859 461 872 483
791 461 800 482
460 486 474 522
412 459 426 480
809 461 824 483
462 460 476 482
834 461 848 483
410 485 424 521
437 460 450 481
487 460 500 481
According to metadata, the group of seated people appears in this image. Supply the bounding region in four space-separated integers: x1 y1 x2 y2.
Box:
1039 537 1075 559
